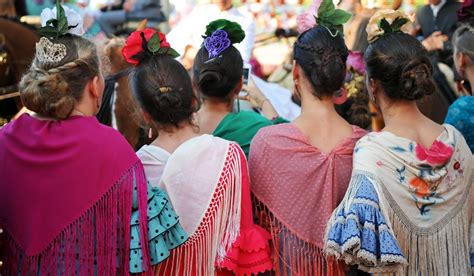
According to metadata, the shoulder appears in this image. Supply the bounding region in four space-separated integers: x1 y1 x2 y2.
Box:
253 123 293 142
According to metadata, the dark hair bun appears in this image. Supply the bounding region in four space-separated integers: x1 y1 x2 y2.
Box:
400 59 435 100
131 55 197 127
294 26 348 97
365 33 436 101
193 46 243 99
197 68 229 97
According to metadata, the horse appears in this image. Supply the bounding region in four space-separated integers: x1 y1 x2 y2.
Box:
0 16 38 126
97 37 156 150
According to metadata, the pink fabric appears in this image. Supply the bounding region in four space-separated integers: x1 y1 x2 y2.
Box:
0 114 149 274
249 123 366 248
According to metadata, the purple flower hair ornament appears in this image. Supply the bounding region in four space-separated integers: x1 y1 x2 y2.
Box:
204 30 231 58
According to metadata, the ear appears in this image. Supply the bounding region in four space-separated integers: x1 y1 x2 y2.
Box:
369 78 378 95
292 61 299 80
142 109 153 124
459 52 468 69
232 77 243 96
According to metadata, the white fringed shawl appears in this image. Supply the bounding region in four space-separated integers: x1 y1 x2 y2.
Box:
325 125 473 275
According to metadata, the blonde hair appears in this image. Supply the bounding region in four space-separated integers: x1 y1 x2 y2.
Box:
19 35 99 119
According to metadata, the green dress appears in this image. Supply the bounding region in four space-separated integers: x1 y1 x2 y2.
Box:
212 111 287 157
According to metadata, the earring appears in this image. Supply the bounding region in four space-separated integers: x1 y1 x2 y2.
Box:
148 127 153 139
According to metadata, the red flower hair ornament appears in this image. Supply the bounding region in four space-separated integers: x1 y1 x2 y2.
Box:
122 28 179 65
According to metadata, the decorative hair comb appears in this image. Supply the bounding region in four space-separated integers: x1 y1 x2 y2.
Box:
122 28 180 65
366 9 411 43
36 37 67 64
202 19 245 59
295 0 351 36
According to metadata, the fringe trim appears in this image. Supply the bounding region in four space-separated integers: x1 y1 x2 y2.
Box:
155 143 242 276
374 171 473 276
1 161 149 276
253 197 345 276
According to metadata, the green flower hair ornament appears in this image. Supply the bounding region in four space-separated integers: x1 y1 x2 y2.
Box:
39 1 80 39
203 19 246 44
315 0 352 37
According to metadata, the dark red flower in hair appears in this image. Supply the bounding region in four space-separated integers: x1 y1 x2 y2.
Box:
122 28 171 65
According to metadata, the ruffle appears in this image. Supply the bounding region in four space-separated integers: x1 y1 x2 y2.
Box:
325 175 407 272
220 224 273 276
130 185 188 273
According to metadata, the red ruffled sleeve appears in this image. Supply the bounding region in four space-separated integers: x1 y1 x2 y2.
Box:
219 146 273 275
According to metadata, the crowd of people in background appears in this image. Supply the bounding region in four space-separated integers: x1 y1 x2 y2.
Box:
0 0 473 275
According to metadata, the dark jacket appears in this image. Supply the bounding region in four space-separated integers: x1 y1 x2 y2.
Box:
416 0 460 65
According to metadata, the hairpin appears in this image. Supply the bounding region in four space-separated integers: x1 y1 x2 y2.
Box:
204 30 231 58
159 87 173 93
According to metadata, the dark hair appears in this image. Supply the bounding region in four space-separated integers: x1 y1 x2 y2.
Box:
364 32 436 101
19 35 99 119
131 54 197 128
452 22 474 61
193 45 243 99
293 26 349 97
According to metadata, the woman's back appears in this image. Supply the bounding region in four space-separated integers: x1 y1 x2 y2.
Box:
0 114 147 274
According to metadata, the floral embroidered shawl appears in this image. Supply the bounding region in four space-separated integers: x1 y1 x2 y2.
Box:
325 124 474 275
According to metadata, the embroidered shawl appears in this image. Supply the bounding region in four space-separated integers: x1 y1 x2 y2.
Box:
325 124 474 275
249 123 366 275
0 114 150 275
139 135 272 275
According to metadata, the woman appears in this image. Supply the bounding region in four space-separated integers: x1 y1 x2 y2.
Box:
0 3 185 275
193 19 286 157
249 2 366 274
123 28 273 275
445 22 474 152
324 10 473 275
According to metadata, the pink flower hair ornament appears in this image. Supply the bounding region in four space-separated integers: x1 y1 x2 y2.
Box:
296 0 351 36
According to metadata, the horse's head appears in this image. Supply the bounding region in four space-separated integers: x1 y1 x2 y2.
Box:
101 38 130 75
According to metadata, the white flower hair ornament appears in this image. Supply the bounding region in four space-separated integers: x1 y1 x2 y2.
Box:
36 2 84 64
40 2 84 37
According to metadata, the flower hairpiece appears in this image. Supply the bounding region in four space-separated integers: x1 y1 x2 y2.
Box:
366 9 411 43
202 19 245 59
39 1 84 39
296 0 351 36
122 28 179 65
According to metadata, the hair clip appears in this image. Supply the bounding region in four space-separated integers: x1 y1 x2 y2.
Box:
159 87 173 93
36 37 67 64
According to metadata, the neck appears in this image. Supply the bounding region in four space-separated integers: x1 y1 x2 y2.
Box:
153 122 200 154
380 100 425 129
200 97 233 114
295 91 339 125
220 4 233 11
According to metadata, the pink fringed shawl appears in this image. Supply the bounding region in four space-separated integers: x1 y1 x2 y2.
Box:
0 114 150 275
249 124 366 275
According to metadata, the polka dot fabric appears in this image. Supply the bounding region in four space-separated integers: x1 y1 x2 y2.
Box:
249 123 366 248
129 183 188 273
